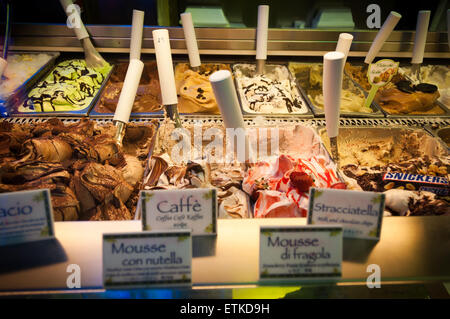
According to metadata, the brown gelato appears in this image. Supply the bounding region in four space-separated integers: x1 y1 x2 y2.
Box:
0 119 157 221
374 82 443 115
144 120 251 219
94 62 163 114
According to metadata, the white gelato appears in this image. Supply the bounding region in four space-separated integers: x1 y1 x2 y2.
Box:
401 65 450 107
233 64 309 114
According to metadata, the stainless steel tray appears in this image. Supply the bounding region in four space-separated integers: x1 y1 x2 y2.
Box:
232 63 314 118
8 59 115 118
0 51 60 117
344 61 450 118
289 62 385 118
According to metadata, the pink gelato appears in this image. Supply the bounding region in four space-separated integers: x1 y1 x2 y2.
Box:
243 154 344 218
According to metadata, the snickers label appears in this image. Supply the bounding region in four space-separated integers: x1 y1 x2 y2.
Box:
383 172 449 196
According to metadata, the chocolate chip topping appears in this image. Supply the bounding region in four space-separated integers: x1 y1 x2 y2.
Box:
396 80 415 94
414 83 438 93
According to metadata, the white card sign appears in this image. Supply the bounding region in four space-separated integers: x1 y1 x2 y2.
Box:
307 188 385 240
259 226 343 282
103 231 192 289
141 188 217 236
0 189 55 246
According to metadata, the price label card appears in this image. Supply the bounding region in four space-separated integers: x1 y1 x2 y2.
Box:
259 226 343 282
0 189 55 246
103 231 192 289
141 188 217 236
364 59 399 108
307 188 385 240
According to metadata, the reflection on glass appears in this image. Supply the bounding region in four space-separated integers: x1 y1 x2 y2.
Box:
4 0 450 31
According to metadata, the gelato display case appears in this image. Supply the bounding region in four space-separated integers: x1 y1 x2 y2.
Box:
0 4 449 299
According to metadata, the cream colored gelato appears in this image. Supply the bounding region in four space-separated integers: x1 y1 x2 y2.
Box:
401 65 450 107
289 62 372 113
233 64 308 114
0 53 53 100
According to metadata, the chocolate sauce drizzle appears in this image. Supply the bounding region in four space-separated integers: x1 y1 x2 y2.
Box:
23 60 106 112
242 76 303 113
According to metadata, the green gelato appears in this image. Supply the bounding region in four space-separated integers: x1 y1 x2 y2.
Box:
20 59 112 112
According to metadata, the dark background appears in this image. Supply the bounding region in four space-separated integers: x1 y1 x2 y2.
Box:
1 0 449 30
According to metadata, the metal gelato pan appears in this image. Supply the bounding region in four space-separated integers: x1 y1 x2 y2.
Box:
0 51 60 117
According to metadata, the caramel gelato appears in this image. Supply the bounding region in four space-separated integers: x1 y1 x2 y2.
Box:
174 63 232 114
374 81 443 114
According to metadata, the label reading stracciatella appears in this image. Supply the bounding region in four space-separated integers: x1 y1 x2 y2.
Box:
307 188 385 240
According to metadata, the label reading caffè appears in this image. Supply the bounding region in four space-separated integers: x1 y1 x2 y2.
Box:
141 188 217 236
307 188 385 240
103 231 192 289
259 226 343 282
0 189 55 246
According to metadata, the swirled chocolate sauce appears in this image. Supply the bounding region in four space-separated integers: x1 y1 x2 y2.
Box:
233 63 308 114
20 59 111 113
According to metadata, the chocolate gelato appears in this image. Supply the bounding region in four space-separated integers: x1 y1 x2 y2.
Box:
94 62 163 114
0 119 157 221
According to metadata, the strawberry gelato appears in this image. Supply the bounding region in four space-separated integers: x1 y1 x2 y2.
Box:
243 154 344 218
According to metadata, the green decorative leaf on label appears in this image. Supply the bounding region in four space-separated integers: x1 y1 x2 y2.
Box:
33 192 46 203
314 190 324 199
144 193 154 203
105 277 113 284
177 235 189 242
261 230 272 237
144 225 151 231
333 268 340 274
204 223 214 233
181 274 190 281
105 238 117 243
203 189 214 200
368 228 379 237
329 230 341 237
310 220 315 225
261 269 269 276
371 195 383 204
40 226 49 237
